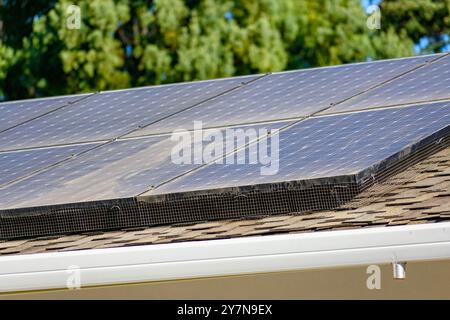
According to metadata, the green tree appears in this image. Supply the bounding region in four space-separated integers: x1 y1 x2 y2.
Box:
378 0 450 54
287 0 373 68
0 0 449 101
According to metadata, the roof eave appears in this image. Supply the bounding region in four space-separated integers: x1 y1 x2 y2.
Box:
1 221 450 293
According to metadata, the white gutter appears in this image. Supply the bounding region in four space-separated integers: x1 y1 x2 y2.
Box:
1 222 450 293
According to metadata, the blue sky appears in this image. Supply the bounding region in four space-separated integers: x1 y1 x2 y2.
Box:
361 0 381 8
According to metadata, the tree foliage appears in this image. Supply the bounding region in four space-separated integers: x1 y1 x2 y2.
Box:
0 0 448 100
379 0 450 53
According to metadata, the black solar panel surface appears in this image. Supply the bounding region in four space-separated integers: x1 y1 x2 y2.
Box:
0 143 100 187
149 101 450 195
0 75 258 151
0 94 89 133
324 54 450 114
0 122 290 209
125 54 440 136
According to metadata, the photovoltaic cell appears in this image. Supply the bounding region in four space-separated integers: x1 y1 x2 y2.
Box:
323 54 450 114
125 54 441 136
0 75 258 151
0 121 290 209
148 101 450 195
0 143 100 187
0 94 89 133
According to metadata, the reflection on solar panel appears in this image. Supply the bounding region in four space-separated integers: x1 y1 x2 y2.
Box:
148 101 450 195
0 54 449 239
0 121 290 209
0 75 258 151
324 54 450 114
0 94 89 133
125 54 440 135
0 143 100 187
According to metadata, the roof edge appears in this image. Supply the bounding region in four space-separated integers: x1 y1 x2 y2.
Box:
1 221 450 293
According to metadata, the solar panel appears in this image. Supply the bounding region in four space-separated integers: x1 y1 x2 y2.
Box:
0 94 90 133
0 75 259 151
125 54 441 136
0 121 290 209
0 143 100 187
148 101 450 195
323 54 450 114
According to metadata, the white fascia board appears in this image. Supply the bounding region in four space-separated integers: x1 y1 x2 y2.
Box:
1 222 450 293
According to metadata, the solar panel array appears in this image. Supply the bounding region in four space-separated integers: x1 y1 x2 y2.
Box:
0 53 449 225
150 101 450 195
0 121 291 209
126 54 439 135
0 75 257 151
